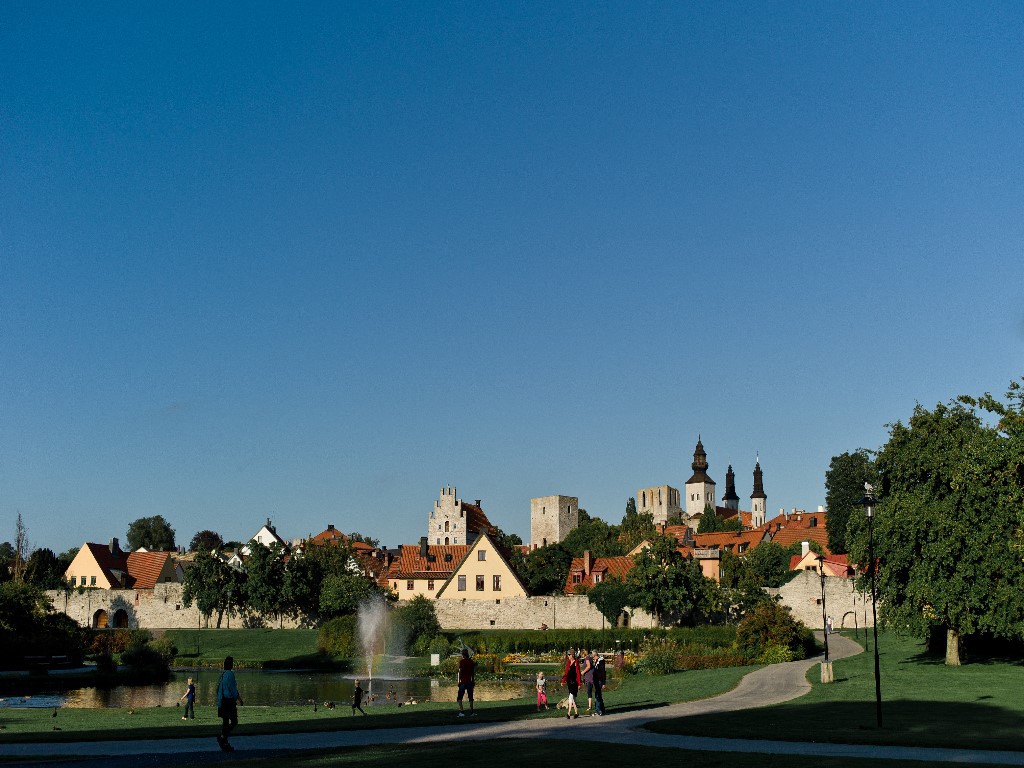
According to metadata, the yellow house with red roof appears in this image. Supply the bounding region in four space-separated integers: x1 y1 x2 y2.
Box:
435 531 528 601
64 538 178 591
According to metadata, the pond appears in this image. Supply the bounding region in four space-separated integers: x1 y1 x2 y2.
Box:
0 666 586 710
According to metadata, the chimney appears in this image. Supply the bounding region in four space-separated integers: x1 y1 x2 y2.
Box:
327 524 335 532
420 536 428 558
818 505 824 513
583 550 593 575
475 499 481 507
109 537 120 555
801 541 809 557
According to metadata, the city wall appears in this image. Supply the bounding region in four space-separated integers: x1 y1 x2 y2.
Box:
47 585 656 631
769 570 875 630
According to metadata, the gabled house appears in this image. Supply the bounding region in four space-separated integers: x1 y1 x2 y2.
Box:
64 538 178 590
241 518 288 555
381 538 470 599
434 531 529 601
789 548 855 577
565 551 634 593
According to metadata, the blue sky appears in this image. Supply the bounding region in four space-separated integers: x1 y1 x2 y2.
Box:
2 2 1022 554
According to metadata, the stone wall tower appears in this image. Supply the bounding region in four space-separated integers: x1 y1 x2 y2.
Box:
685 436 717 517
430 487 470 546
636 485 682 526
750 459 767 527
530 495 579 548
722 465 740 511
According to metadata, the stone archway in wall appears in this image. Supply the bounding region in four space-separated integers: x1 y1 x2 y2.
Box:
112 609 130 628
93 609 108 629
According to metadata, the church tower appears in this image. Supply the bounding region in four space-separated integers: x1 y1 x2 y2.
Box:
685 436 717 518
750 459 767 527
722 464 740 511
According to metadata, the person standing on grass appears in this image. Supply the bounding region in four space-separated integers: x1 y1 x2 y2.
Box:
215 656 243 752
536 671 549 710
561 651 581 720
580 648 595 713
457 648 476 717
352 680 367 715
179 677 196 720
592 654 606 716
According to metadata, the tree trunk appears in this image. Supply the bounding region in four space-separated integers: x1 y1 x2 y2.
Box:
945 627 961 666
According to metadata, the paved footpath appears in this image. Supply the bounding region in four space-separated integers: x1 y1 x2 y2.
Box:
5 634 1024 766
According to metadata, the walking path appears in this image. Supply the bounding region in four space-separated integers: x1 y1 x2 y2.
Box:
5 634 1024 766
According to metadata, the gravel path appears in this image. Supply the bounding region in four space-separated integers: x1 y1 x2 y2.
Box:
6 633 1024 766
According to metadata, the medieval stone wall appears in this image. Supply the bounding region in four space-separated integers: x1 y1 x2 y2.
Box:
770 570 875 630
434 594 657 630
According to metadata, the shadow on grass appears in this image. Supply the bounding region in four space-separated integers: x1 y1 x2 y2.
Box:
645 698 1024 752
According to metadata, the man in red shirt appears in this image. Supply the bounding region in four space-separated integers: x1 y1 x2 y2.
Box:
457 648 476 717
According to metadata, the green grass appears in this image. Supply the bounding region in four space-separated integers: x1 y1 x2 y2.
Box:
185 739 985 768
164 629 323 668
647 631 1024 752
0 664 753 744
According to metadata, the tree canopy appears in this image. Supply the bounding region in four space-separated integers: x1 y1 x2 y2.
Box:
847 380 1024 665
189 530 224 553
624 535 714 626
824 449 877 554
126 515 176 552
520 542 573 595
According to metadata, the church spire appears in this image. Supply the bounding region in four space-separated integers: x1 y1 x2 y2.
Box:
687 435 712 484
723 464 740 510
751 457 766 499
750 456 767 527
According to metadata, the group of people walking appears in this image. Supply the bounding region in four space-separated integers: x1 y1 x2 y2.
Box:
538 648 606 718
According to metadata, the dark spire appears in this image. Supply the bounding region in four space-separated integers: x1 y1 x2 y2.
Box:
722 464 740 503
751 458 766 499
686 436 716 486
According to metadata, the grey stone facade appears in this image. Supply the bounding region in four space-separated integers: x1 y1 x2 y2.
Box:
530 495 579 548
770 570 875 630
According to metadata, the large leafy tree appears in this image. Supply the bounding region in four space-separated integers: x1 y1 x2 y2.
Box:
619 509 655 553
126 515 176 552
625 535 714 626
23 548 66 590
697 506 741 534
319 573 380 618
241 541 287 627
181 550 237 627
742 542 792 588
561 517 624 558
824 449 877 554
189 530 224 553
587 575 631 627
850 386 1024 665
520 542 573 595
283 541 356 625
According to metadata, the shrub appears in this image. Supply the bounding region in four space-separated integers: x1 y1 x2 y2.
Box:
318 615 358 658
756 644 794 664
737 602 812 662
637 638 680 675
427 636 452 657
150 635 178 664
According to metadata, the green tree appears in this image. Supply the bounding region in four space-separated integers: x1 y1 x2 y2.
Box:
393 594 441 653
520 542 573 595
619 509 655 552
587 575 631 627
284 542 355 625
181 550 236 627
561 517 624 558
743 542 792 588
697 506 741 533
0 542 14 583
625 535 714 626
23 548 65 590
241 541 286 627
126 515 176 552
625 497 637 518
348 532 380 548
189 530 224 553
824 449 877 554
851 387 1024 666
319 572 379 618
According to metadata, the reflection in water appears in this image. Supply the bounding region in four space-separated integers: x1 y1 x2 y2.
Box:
1 670 550 709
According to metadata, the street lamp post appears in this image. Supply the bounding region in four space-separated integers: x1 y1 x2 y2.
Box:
816 554 830 662
861 486 883 728
816 553 833 683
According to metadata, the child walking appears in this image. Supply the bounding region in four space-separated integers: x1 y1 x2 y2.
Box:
179 677 196 720
352 680 367 715
536 671 549 710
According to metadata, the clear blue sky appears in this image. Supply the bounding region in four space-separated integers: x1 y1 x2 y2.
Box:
2 2 1021 554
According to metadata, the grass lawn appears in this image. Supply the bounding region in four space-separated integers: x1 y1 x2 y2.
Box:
0 664 754 744
183 739 984 768
165 629 324 668
647 631 1024 752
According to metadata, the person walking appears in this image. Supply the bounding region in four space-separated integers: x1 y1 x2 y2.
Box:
215 656 243 752
592 654 606 716
351 680 367 715
456 648 476 717
561 651 581 719
581 648 595 714
179 677 196 721
536 671 549 710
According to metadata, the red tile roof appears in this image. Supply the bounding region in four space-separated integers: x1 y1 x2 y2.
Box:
565 554 635 593
125 551 173 589
769 525 831 554
308 526 349 547
381 544 470 585
692 530 768 552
